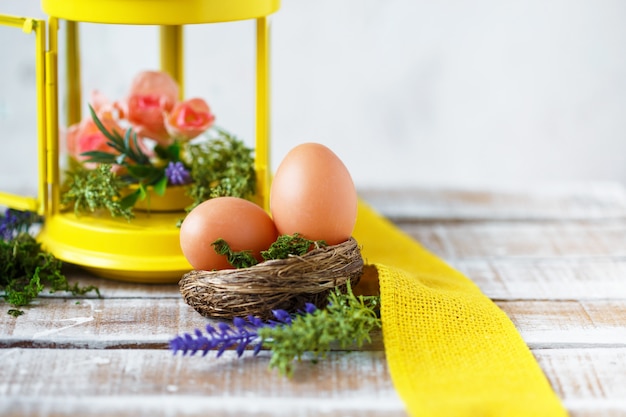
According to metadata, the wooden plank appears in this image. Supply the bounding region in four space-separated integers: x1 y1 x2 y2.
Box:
1 347 625 417
35 249 626 305
54 264 182 299
0 297 385 350
27 187 626 301
359 183 626 221
2 298 625 350
398 221 626 259
26 190 626 303
45 223 626 302
3 185 625 417
451 258 626 301
502 301 626 349
535 348 626 417
0 298 213 349
0 348 406 417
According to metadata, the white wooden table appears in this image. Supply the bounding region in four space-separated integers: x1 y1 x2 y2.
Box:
2 184 626 416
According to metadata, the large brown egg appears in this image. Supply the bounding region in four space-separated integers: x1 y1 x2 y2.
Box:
180 197 278 271
270 143 357 245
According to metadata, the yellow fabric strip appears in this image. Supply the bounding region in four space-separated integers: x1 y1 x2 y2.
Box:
353 200 568 417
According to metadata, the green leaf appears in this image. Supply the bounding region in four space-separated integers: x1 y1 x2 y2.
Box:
80 151 118 164
130 130 150 165
87 105 152 166
153 175 168 196
123 127 132 154
168 141 182 161
89 105 119 143
138 183 148 199
120 189 142 209
154 142 181 162
105 136 127 155
126 164 163 181
153 144 171 160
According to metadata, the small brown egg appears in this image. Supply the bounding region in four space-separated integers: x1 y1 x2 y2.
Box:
180 196 278 271
270 142 357 245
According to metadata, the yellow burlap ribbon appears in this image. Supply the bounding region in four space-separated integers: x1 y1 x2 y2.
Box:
353 200 568 417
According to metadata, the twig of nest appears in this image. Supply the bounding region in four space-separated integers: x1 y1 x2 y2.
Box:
179 237 363 320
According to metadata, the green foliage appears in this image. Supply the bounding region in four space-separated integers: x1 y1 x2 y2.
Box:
81 112 165 190
170 284 381 378
7 309 24 318
61 163 135 220
186 128 256 209
0 233 100 315
61 106 171 218
211 234 326 269
259 285 382 377
61 122 255 220
154 141 183 163
211 238 259 269
261 234 326 261
83 105 152 167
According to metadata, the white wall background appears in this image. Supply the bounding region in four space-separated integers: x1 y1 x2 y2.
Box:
1 0 626 196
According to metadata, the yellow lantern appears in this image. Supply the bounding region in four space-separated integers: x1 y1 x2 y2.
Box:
0 0 280 283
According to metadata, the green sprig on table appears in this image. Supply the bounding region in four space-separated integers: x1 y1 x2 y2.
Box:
259 285 381 377
170 284 381 377
0 209 100 317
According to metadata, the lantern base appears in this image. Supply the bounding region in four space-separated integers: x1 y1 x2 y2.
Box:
37 211 192 283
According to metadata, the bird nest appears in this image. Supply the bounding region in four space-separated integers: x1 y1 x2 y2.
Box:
179 237 363 320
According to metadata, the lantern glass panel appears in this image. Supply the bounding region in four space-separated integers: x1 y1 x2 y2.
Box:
185 20 256 150
0 24 39 198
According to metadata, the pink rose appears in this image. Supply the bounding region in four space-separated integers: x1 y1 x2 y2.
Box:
66 116 121 170
122 71 179 145
165 98 215 142
66 91 151 170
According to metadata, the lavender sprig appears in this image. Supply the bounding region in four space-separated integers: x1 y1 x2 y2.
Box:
169 308 300 359
165 161 192 185
0 209 38 241
170 285 381 377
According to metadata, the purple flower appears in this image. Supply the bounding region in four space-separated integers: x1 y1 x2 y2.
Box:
271 309 292 325
0 209 36 241
169 315 264 358
170 309 298 358
165 161 191 185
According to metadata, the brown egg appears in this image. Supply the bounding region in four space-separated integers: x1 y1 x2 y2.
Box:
270 142 357 245
180 196 278 271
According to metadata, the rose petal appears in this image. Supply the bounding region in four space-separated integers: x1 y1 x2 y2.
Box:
123 71 181 145
165 98 215 142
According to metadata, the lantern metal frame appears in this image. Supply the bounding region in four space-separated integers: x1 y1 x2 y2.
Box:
0 0 279 282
